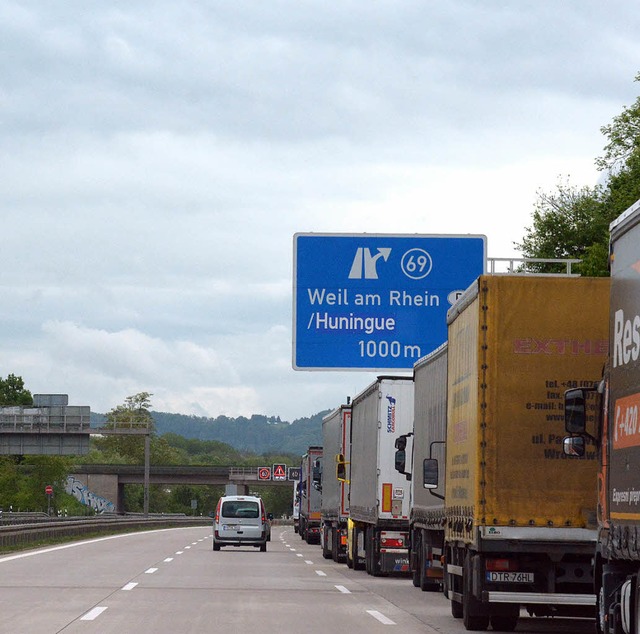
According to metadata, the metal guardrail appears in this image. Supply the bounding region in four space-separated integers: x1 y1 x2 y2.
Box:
0 418 151 435
0 512 52 526
0 415 92 433
487 257 581 276
0 515 211 551
228 467 260 479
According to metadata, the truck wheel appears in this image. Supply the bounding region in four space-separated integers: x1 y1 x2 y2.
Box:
463 553 489 631
260 542 267 552
412 532 421 587
365 526 383 577
353 525 365 571
451 599 463 619
365 526 374 575
420 538 440 592
331 527 341 563
213 541 220 551
322 527 332 559
489 610 518 632
633 572 640 634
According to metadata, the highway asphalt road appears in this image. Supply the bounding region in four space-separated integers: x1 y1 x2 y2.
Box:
0 525 595 633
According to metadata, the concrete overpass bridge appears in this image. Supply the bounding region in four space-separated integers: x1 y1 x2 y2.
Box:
68 465 295 513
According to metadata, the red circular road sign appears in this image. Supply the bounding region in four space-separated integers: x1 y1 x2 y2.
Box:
45 485 53 495
258 467 271 481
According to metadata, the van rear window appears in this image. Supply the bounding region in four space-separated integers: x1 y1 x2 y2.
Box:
221 501 260 518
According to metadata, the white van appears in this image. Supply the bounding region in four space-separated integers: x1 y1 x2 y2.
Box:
213 495 269 552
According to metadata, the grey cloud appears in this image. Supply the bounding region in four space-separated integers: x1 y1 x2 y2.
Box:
1 1 639 420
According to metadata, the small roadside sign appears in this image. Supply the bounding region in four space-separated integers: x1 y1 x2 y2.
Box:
272 464 287 481
287 466 301 481
258 467 272 480
45 485 53 495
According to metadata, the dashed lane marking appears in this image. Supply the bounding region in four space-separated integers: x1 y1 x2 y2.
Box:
81 607 107 621
367 610 395 625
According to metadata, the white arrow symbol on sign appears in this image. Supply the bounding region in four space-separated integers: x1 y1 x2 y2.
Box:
348 247 391 279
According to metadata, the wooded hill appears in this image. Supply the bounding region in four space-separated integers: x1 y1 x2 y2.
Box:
92 410 328 457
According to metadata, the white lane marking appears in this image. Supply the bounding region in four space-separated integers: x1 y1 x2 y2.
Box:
164 557 173 562
122 582 138 591
296 554 303 558
185 546 191 549
191 542 198 545
176 551 184 555
335 585 350 593
304 560 313 564
289 548 296 551
145 567 158 574
81 607 108 621
367 610 396 625
315 570 327 577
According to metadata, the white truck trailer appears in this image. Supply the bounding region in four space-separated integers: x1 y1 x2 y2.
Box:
347 375 414 576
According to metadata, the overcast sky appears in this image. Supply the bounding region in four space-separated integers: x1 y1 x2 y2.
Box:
1 1 639 421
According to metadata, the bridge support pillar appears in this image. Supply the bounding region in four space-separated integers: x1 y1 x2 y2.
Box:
66 473 119 513
117 482 126 514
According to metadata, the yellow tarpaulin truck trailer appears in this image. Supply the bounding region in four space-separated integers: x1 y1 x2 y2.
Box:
564 198 640 634
436 275 609 631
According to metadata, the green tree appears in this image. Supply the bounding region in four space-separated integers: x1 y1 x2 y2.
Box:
0 374 33 406
596 73 640 173
0 455 84 514
92 392 155 464
516 180 611 276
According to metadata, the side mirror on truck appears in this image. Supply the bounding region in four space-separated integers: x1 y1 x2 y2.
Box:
335 453 350 483
564 388 588 434
423 458 439 489
394 434 412 481
563 436 585 457
312 458 323 492
563 386 600 456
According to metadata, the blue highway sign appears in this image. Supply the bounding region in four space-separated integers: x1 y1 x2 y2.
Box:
293 233 486 370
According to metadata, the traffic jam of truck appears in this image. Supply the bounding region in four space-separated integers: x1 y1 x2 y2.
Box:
293 197 640 632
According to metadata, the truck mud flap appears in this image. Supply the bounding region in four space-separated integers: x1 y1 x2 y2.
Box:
381 551 410 574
